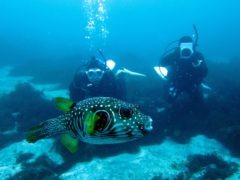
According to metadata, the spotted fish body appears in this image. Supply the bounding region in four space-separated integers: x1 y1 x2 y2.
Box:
27 97 153 145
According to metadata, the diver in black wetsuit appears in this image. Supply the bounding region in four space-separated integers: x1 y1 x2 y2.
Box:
69 56 126 102
159 35 208 104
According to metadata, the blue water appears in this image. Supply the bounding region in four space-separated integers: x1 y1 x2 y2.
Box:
1 0 239 64
1 0 240 179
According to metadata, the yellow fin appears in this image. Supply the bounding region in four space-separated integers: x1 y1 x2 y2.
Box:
55 97 75 112
60 134 79 153
85 111 100 134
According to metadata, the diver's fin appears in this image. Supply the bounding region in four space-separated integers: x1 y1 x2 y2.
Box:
60 133 79 153
115 68 146 77
201 83 212 91
55 97 76 112
153 66 168 80
26 117 69 143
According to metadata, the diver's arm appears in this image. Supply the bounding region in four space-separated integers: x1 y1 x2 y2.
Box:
192 52 208 85
200 59 208 78
69 71 86 101
69 81 86 102
160 52 176 66
195 53 210 90
193 52 208 77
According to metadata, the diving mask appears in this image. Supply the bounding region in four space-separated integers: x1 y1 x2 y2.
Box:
180 42 194 59
86 68 104 84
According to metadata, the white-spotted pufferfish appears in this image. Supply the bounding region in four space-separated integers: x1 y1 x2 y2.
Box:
26 97 153 152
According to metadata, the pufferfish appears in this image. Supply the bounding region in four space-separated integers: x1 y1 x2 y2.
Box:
26 97 153 152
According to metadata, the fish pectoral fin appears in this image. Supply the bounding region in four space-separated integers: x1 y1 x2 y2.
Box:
85 112 100 134
60 133 79 153
55 97 76 112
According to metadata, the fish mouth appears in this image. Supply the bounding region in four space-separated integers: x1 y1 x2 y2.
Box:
144 117 153 132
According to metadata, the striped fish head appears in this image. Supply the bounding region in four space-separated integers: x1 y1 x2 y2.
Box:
78 97 153 144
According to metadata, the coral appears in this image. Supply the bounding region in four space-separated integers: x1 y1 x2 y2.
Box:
8 155 59 180
216 126 240 156
0 83 59 132
0 83 59 149
185 154 238 179
16 153 34 164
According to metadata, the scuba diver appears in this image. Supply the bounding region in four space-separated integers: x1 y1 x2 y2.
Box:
155 25 208 104
69 50 146 102
69 56 125 102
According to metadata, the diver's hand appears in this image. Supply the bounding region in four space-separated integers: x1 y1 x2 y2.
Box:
192 59 203 67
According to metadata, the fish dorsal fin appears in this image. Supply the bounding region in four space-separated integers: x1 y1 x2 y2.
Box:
60 133 79 153
55 97 76 112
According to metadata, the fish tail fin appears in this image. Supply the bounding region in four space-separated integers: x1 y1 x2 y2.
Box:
26 117 69 143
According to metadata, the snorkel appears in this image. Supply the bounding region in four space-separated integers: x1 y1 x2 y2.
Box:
97 49 108 69
192 24 199 48
98 49 116 70
179 24 199 59
98 49 107 63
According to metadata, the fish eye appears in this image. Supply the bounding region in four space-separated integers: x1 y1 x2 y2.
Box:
94 110 110 132
119 107 133 118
